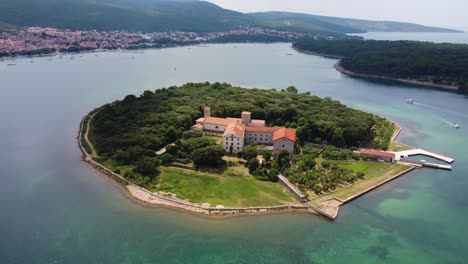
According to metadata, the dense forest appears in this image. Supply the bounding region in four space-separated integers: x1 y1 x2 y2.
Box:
89 82 394 160
293 40 468 91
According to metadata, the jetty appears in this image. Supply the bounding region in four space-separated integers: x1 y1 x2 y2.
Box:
394 148 454 163
400 159 452 170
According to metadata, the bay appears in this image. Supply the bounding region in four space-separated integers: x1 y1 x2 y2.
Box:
1 35 467 263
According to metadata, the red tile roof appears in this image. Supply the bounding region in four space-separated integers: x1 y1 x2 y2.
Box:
245 126 280 133
203 117 238 126
223 122 246 137
359 149 395 158
273 128 296 142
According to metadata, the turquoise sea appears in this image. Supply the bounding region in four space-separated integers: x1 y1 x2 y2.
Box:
1 33 467 263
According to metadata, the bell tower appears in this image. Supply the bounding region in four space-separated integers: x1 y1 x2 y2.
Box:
204 107 211 118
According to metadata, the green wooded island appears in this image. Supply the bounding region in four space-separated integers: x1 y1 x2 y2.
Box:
79 82 453 219
293 40 468 92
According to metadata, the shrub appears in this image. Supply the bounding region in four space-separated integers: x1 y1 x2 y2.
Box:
248 158 260 174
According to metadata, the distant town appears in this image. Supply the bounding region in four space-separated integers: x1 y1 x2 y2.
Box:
0 26 338 57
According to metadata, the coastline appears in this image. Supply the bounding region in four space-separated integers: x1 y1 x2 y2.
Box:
293 46 461 92
333 60 460 91
78 95 423 220
78 114 318 218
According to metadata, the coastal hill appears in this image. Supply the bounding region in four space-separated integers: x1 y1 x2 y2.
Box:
251 12 463 33
293 39 468 92
0 0 256 33
0 0 461 33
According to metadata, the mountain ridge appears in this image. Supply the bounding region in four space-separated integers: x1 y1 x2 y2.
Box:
0 0 462 33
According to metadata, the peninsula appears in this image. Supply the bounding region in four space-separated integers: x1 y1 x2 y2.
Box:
79 82 454 219
293 39 468 92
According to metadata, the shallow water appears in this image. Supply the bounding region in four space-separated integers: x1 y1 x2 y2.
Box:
1 36 467 263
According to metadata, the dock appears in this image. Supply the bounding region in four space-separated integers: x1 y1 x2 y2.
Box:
400 159 452 170
394 148 454 163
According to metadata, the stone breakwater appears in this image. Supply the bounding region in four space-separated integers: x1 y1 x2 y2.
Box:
78 114 316 217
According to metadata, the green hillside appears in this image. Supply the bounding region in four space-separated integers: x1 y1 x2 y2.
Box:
251 12 462 33
0 0 257 33
0 1 460 33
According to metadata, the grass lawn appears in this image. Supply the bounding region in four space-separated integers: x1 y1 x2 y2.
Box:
155 166 297 207
389 141 414 152
311 161 412 206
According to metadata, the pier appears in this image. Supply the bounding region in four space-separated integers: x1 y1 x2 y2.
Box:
394 149 454 163
400 159 452 170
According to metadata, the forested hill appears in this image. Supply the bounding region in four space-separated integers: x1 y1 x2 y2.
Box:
250 12 462 33
0 0 461 33
293 40 468 91
0 0 256 33
89 82 395 161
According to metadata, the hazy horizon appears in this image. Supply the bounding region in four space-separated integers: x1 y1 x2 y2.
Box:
206 0 468 32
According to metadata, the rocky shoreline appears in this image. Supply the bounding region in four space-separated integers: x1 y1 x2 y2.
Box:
78 114 318 218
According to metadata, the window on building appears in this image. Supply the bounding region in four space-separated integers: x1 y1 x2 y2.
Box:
215 126 219 129
237 147 239 150
282 145 285 148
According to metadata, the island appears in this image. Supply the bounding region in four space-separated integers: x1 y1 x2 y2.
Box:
79 82 454 219
293 39 468 92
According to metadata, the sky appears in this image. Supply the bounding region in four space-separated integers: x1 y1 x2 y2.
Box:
205 0 468 31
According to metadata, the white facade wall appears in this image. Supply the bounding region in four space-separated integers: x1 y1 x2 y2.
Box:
273 138 295 154
203 123 227 135
223 134 245 154
245 132 274 145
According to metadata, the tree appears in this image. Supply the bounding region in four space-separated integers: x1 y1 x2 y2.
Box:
262 150 272 162
330 127 345 147
182 130 203 139
286 86 298 94
182 137 216 153
191 145 225 167
133 157 160 178
160 153 174 164
302 155 316 169
277 149 290 168
242 145 258 161
165 144 179 156
247 158 260 174
314 184 323 194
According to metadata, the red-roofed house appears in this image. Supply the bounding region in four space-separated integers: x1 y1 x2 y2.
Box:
273 128 296 154
359 149 396 162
